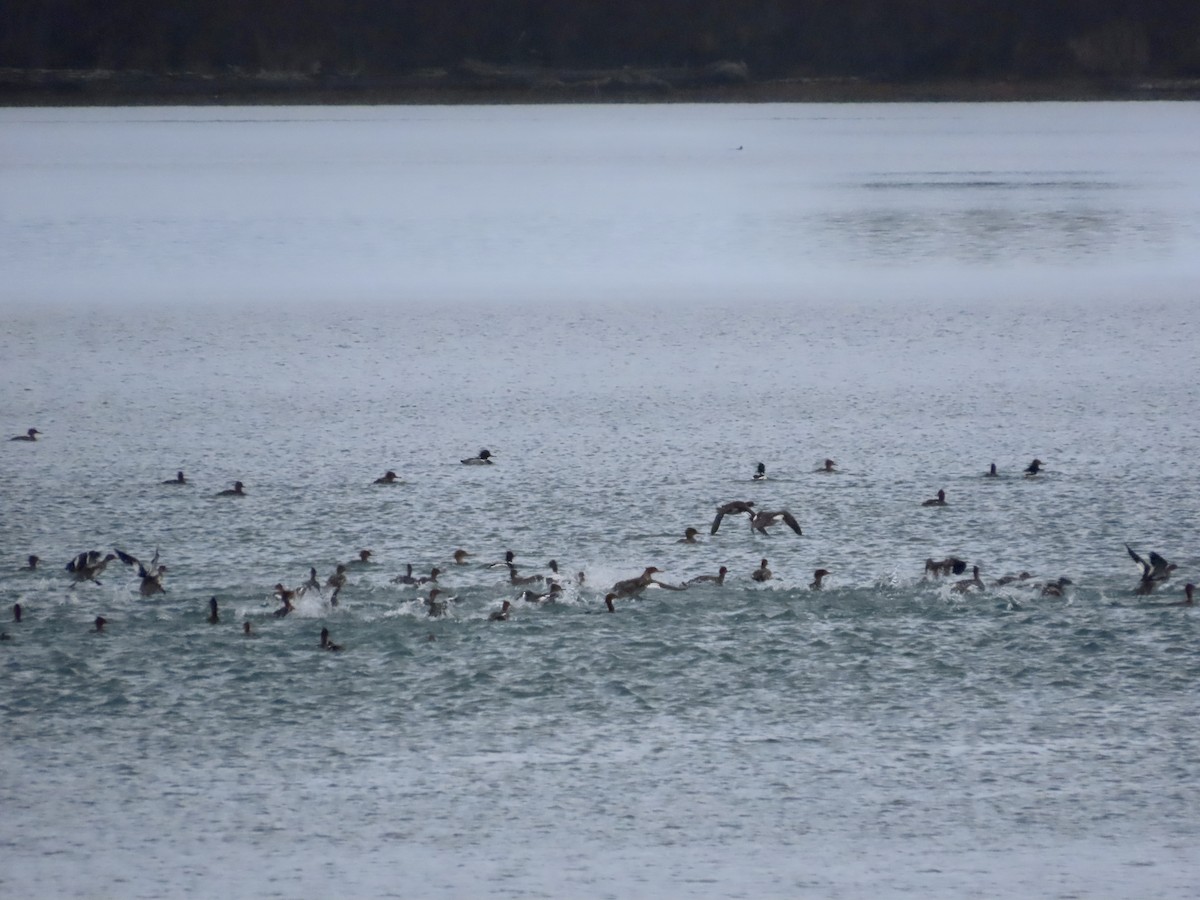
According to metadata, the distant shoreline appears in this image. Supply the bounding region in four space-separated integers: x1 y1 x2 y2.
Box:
4 67 1200 106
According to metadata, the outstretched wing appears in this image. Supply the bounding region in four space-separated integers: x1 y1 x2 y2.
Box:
710 509 726 534
115 548 139 567
1125 543 1148 576
780 511 803 535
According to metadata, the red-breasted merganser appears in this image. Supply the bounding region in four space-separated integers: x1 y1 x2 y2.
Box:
1127 544 1177 595
273 584 296 617
984 463 998 478
319 627 343 651
604 594 616 613
93 616 107 632
751 559 772 582
952 566 985 593
521 582 564 603
208 597 220 624
23 555 39 570
390 564 417 586
686 566 727 586
10 428 40 442
115 548 166 596
1039 577 1073 597
326 565 348 605
163 471 187 485
610 566 665 598
217 481 245 496
349 549 374 566
489 600 511 621
753 462 767 481
418 567 440 585
374 470 401 484
819 459 837 473
750 509 803 535
810 569 830 590
66 551 117 587
487 550 516 569
921 489 947 507
1024 458 1043 476
678 528 701 544
453 549 471 565
710 501 756 534
925 557 967 577
508 563 542 586
301 567 323 597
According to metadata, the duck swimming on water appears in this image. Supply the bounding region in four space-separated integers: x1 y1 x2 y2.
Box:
10 428 40 442
163 471 187 485
461 449 494 465
921 489 947 507
753 462 766 481
751 559 772 582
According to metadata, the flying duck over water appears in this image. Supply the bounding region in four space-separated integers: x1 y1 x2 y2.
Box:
1024 458 1044 476
921 489 947 507
753 462 767 481
461 449 494 465
163 471 187 485
1127 544 1176 594
749 509 803 536
66 551 117 587
925 557 968 577
115 548 166 596
710 500 756 534
374 470 401 485
217 480 245 496
10 428 40 442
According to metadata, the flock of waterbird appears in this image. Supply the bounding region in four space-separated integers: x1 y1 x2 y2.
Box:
7 430 1195 650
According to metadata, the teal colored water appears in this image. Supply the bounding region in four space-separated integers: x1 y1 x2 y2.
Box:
2 103 1199 898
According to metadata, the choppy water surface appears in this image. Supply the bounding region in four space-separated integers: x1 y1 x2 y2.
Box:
2 103 1200 898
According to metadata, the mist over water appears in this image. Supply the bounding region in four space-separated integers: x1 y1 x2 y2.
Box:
3 103 1200 898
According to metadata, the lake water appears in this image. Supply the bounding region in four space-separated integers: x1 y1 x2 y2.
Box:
2 102 1200 899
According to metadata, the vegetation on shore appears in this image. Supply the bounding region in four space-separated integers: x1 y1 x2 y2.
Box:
3 1 1199 104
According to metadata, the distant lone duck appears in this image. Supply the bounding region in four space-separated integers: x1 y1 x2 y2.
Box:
163 471 187 485
925 557 968 577
243 621 253 636
461 449 494 465
217 480 245 496
489 600 511 621
686 566 728 586
751 558 772 582
374 470 401 484
985 463 998 478
453 549 471 565
93 616 107 633
749 509 803 536
610 566 665 598
678 527 701 544
319 627 343 651
810 568 830 590
1024 458 1043 476
819 458 837 473
13 602 23 623
952 566 985 593
24 555 39 570
66 551 117 587
10 428 40 442
753 462 767 481
710 500 756 534
207 597 220 624
349 549 374 566
921 489 947 507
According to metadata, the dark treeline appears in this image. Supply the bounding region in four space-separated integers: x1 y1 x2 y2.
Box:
3 0 1200 85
